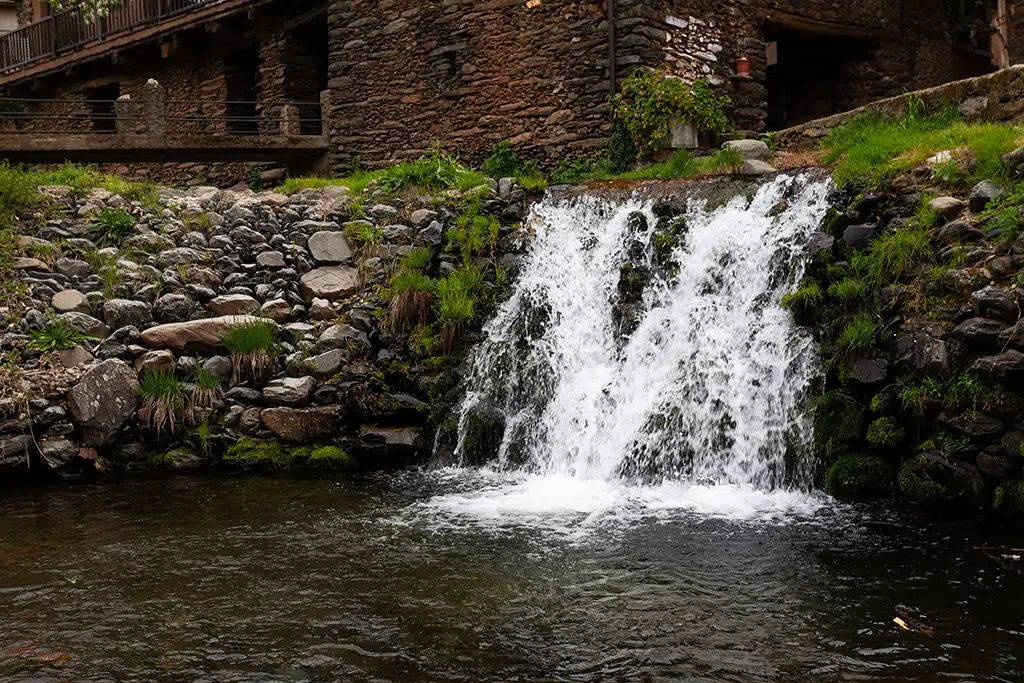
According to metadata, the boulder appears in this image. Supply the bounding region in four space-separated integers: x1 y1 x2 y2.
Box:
309 297 335 321
256 251 286 268
971 286 1018 323
1002 145 1024 175
410 208 439 228
52 289 91 315
299 266 360 301
0 434 32 470
969 180 1004 212
208 294 260 316
359 426 423 465
301 348 347 379
739 159 776 175
261 406 344 442
58 312 107 338
937 219 984 244
66 359 138 446
52 346 94 369
134 349 175 374
259 298 291 323
847 358 888 387
723 139 771 161
13 257 50 271
938 412 1004 440
103 299 153 331
952 318 1009 348
38 439 79 469
262 376 316 407
971 350 1024 380
157 247 205 268
928 196 966 222
842 224 875 248
54 257 90 279
307 231 354 264
977 452 1017 479
139 315 264 352
319 323 370 349
153 293 194 323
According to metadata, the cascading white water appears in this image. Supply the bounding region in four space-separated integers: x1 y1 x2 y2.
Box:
429 174 832 524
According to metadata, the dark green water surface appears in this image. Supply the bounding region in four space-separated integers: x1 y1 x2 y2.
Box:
0 475 1020 682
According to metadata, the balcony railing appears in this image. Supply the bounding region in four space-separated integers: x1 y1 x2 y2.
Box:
0 0 228 73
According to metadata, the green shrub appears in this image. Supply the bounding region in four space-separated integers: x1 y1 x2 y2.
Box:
221 320 279 385
612 70 730 155
837 315 877 356
138 369 187 438
0 161 39 222
89 208 137 247
866 417 905 448
608 119 639 173
28 319 97 353
482 140 520 178
550 156 600 184
825 454 892 501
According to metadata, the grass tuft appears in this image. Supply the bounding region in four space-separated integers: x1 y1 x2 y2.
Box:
138 369 187 438
221 320 280 386
28 319 97 353
389 271 434 333
89 208 137 248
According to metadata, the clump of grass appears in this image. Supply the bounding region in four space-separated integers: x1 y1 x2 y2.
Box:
436 274 476 355
89 208 137 247
188 363 223 419
821 100 1022 187
852 225 933 287
221 320 280 386
0 161 40 222
101 177 161 209
899 372 1003 417
389 271 434 333
781 280 823 319
345 222 383 249
401 246 433 273
378 149 488 194
827 277 867 311
138 369 187 438
837 315 877 356
28 319 97 353
594 148 744 182
447 213 499 263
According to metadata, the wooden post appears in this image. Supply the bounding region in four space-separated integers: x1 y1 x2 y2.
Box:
993 0 1010 70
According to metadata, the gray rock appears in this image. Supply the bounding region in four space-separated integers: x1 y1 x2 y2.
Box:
38 439 79 469
319 323 370 349
895 333 948 375
307 231 354 264
928 196 966 222
739 159 776 175
52 346 94 368
157 247 205 268
842 224 875 247
103 299 152 331
359 426 422 464
952 318 1009 348
299 266 360 301
13 257 50 272
153 293 194 323
309 297 335 321
847 358 888 386
67 359 138 446
976 452 1017 479
238 407 263 435
971 286 1018 323
58 311 107 338
302 348 347 379
806 232 834 253
203 355 233 382
969 180 1004 212
0 434 32 469
971 350 1024 380
256 251 286 268
723 139 771 161
225 387 262 404
139 315 265 352
262 376 316 407
937 219 984 244
260 298 291 323
938 412 1004 439
410 208 439 228
54 257 90 279
261 406 344 442
1002 145 1024 174
52 289 91 315
134 349 175 374
208 294 259 316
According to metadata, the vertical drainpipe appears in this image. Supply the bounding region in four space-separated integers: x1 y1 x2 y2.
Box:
608 0 617 95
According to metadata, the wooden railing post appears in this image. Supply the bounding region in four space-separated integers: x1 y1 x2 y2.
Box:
143 78 165 136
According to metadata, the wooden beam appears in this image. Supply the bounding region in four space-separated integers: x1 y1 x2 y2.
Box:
763 10 889 41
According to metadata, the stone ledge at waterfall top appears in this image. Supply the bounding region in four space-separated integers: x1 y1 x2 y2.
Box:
0 174 534 482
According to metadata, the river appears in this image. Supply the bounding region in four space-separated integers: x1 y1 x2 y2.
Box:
1 474 1020 682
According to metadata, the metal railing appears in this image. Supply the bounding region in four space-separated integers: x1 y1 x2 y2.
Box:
0 0 235 73
0 97 324 136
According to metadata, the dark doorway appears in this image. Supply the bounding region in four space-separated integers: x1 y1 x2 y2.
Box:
87 83 120 132
286 20 329 135
224 46 260 134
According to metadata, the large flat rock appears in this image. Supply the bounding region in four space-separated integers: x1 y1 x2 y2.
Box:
139 315 265 352
261 406 345 442
299 266 360 302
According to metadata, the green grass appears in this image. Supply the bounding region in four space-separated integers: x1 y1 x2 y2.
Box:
0 161 40 222
345 221 383 247
389 271 434 333
28 319 97 353
898 372 1002 417
401 247 434 272
851 225 933 287
447 213 499 263
189 363 224 418
780 281 823 319
221 320 280 385
837 315 877 355
437 273 477 355
592 148 744 182
821 102 1023 187
138 369 187 438
89 208 137 248
828 277 867 309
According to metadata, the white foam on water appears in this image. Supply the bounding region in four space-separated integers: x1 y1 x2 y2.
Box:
421 174 833 529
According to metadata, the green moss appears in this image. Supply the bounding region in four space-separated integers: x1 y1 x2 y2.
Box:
866 417 905 449
825 454 892 501
994 481 1024 512
813 391 864 458
308 445 352 469
781 281 824 323
898 455 953 504
224 438 292 466
870 392 893 416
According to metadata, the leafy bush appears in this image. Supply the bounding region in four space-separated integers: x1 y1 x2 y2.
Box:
89 208 137 247
138 369 187 438
612 70 730 156
28 319 97 353
221 320 280 385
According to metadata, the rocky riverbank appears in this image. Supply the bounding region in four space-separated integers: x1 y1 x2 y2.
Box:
0 168 532 481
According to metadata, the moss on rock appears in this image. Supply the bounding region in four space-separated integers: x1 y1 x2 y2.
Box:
813 391 864 457
898 454 954 504
308 445 352 469
866 417 905 448
224 438 293 467
825 454 892 501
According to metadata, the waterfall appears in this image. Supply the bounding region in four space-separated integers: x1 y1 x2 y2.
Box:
448 173 831 493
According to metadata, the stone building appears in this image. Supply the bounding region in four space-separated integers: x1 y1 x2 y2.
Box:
0 0 1016 179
